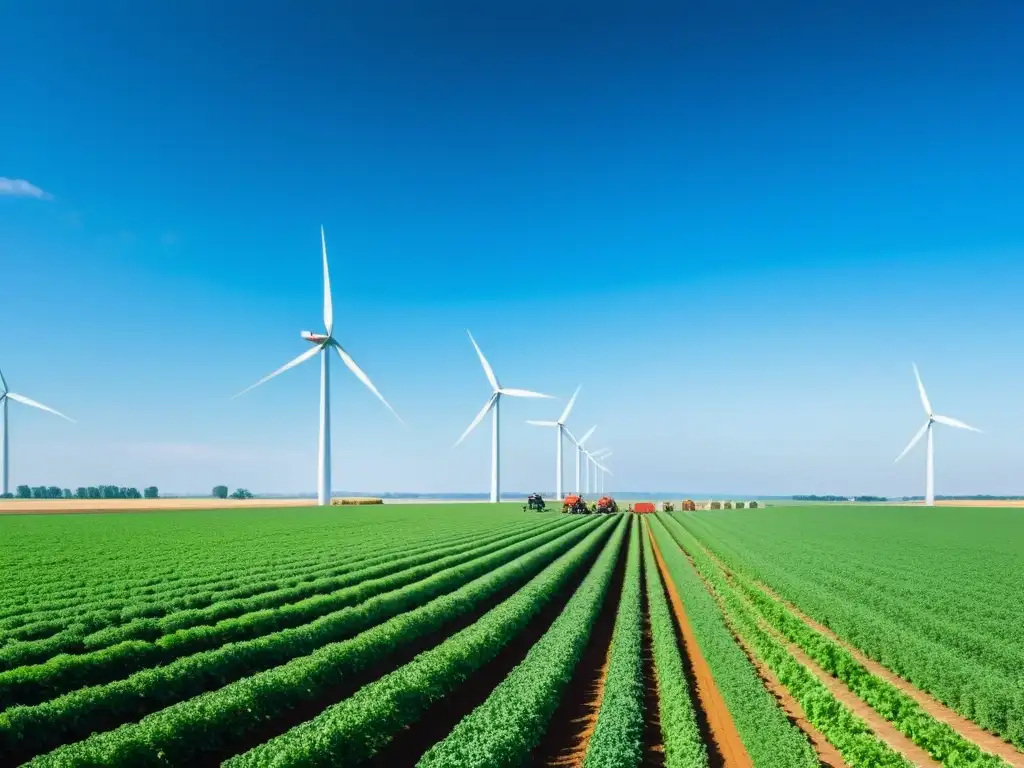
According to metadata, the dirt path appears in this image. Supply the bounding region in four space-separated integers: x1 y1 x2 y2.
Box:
647 524 753 768
533 526 628 767
756 581 1024 768
640 556 667 768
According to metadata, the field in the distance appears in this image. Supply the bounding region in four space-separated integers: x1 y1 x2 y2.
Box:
1 503 1022 767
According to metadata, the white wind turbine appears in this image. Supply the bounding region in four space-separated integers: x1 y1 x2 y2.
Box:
234 227 402 506
591 449 612 493
0 366 74 496
526 384 581 499
595 457 613 494
588 448 612 493
566 425 596 495
454 331 554 503
894 363 981 507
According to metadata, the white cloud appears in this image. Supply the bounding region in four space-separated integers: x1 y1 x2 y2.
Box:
0 177 52 199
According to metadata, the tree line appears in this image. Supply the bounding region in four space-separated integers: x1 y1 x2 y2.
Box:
3 485 160 500
792 494 889 502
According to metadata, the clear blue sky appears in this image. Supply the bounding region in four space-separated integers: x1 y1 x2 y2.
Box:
2 1 1022 496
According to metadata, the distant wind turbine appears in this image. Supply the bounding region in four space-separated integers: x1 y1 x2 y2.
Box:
455 331 554 503
526 384 581 499
894 363 981 507
595 459 613 494
0 366 74 497
568 425 596 495
233 227 402 506
588 448 612 493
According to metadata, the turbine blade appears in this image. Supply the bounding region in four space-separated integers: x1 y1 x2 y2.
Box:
233 345 321 399
558 385 581 424
894 421 929 464
932 414 982 432
578 425 596 446
0 366 6 393
5 392 74 422
500 388 554 399
912 363 932 415
334 343 404 425
466 330 499 391
526 420 558 426
563 428 579 446
321 226 334 336
455 393 497 447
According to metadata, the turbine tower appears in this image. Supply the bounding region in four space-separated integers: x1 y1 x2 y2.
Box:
590 449 612 493
567 425 596 494
0 367 74 496
454 331 553 503
894 363 981 507
588 448 612 493
234 227 402 506
526 384 581 499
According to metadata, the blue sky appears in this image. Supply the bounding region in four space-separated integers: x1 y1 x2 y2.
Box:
2 1 1022 496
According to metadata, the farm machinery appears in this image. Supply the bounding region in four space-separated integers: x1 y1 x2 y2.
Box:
562 494 589 514
595 496 618 514
523 493 546 512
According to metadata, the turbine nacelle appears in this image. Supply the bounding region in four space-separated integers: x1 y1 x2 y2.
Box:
301 331 331 345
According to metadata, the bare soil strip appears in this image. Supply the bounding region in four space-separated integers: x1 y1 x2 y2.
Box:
647 525 753 768
756 581 1024 768
532 528 628 767
640 554 667 768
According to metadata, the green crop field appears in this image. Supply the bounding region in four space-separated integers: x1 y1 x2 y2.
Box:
0 503 1021 767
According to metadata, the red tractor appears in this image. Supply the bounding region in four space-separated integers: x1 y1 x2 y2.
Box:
596 496 618 514
562 494 589 514
632 502 656 514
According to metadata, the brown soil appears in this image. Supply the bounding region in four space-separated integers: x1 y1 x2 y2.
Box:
533 524 628 767
640 552 667 768
0 498 315 514
646 522 753 768
755 582 1024 767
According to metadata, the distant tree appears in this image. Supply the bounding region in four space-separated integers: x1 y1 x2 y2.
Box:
125 487 141 499
87 486 101 499
31 486 45 499
62 488 72 499
212 485 229 499
75 487 87 499
0 492 13 499
230 488 254 500
47 486 62 499
144 486 159 499
15 485 31 499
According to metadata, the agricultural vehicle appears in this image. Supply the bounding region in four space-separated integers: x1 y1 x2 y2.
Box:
562 494 589 514
596 496 618 514
662 501 675 512
523 493 546 512
632 502 656 514
682 499 697 511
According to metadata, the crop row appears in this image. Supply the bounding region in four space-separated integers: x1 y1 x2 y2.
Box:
582 515 644 768
0 518 583 712
0 518 533 633
656 517 911 767
638 518 708 768
667 515 1010 768
226 515 627 766
23 516 612 766
0 518 564 674
417 515 629 767
647 514 819 768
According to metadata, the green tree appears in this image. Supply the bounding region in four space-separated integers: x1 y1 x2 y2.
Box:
212 485 229 499
87 486 101 499
126 487 141 499
15 485 30 499
62 488 72 499
75 487 87 499
144 486 159 499
31 486 46 499
47 486 62 499
230 488 254 499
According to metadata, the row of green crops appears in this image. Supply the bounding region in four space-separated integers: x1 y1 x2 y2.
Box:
25 517 613 767
639 518 708 768
655 515 911 768
647 515 819 768
0 520 568 673
582 515 644 768
0 519 529 642
667 515 1010 768
677 508 1024 750
226 516 627 766
0 516 535 634
417 515 629 767
0 519 580 709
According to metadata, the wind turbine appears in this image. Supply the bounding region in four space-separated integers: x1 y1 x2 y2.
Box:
234 227 402 506
591 449 612 493
454 331 553 502
526 384 581 499
595 458 613 494
894 363 981 507
567 425 596 494
0 366 74 496
589 448 612 493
